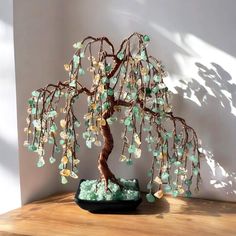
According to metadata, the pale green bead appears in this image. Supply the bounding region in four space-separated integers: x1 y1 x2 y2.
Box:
32 90 40 97
185 190 192 198
37 157 45 168
161 172 169 180
164 185 172 193
153 75 161 82
79 68 85 76
86 140 92 149
128 144 136 154
193 167 199 175
172 190 179 197
28 144 37 152
49 156 56 164
143 35 150 42
50 124 57 132
48 110 57 118
146 193 155 203
110 77 117 84
61 176 68 184
117 51 124 60
74 121 80 128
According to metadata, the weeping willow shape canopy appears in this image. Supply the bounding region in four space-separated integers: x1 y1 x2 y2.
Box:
24 33 201 202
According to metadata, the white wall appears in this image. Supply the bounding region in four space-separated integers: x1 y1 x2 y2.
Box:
14 0 236 203
14 0 67 205
62 0 236 202
0 0 21 214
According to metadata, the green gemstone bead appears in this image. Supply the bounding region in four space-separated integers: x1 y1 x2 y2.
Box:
28 144 37 152
152 86 159 94
177 148 184 157
100 91 107 100
74 121 81 128
185 190 192 198
193 167 199 176
121 65 126 73
141 51 147 61
126 159 133 166
58 163 64 170
82 131 90 139
105 64 112 72
61 176 68 184
86 140 92 149
157 98 165 105
37 157 45 168
124 117 131 126
128 144 136 154
147 169 153 177
184 179 192 186
73 41 83 49
101 77 108 84
69 80 76 87
110 77 117 84
28 99 35 106
32 90 40 97
145 88 152 95
132 106 139 115
79 68 85 76
186 142 193 149
48 110 57 118
143 35 150 42
153 150 160 157
143 75 150 83
59 139 65 145
50 124 57 132
108 88 114 96
31 108 36 115
55 91 61 97
146 193 155 203
161 172 169 180
117 51 124 60
75 145 80 152
164 185 172 193
172 190 179 197
153 75 161 82
73 55 80 67
49 156 56 164
55 146 61 153
48 137 54 144
102 102 110 110
189 155 198 164
174 161 182 167
80 51 85 58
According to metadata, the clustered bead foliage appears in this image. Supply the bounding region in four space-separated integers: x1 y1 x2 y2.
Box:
24 33 201 201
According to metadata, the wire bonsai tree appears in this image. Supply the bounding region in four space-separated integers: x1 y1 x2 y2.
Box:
24 33 201 202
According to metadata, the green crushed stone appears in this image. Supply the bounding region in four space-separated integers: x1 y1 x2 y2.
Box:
78 178 140 201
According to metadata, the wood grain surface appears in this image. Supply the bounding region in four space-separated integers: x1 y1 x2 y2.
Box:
0 193 235 236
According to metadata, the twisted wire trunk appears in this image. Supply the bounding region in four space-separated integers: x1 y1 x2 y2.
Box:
98 121 116 190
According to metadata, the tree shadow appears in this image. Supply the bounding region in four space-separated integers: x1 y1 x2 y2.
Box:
174 62 236 201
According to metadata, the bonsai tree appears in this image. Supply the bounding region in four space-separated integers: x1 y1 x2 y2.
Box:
24 33 201 202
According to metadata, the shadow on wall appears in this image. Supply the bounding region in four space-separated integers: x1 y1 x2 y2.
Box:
175 62 236 199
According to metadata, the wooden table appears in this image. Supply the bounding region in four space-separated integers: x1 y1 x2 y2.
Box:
0 193 235 236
